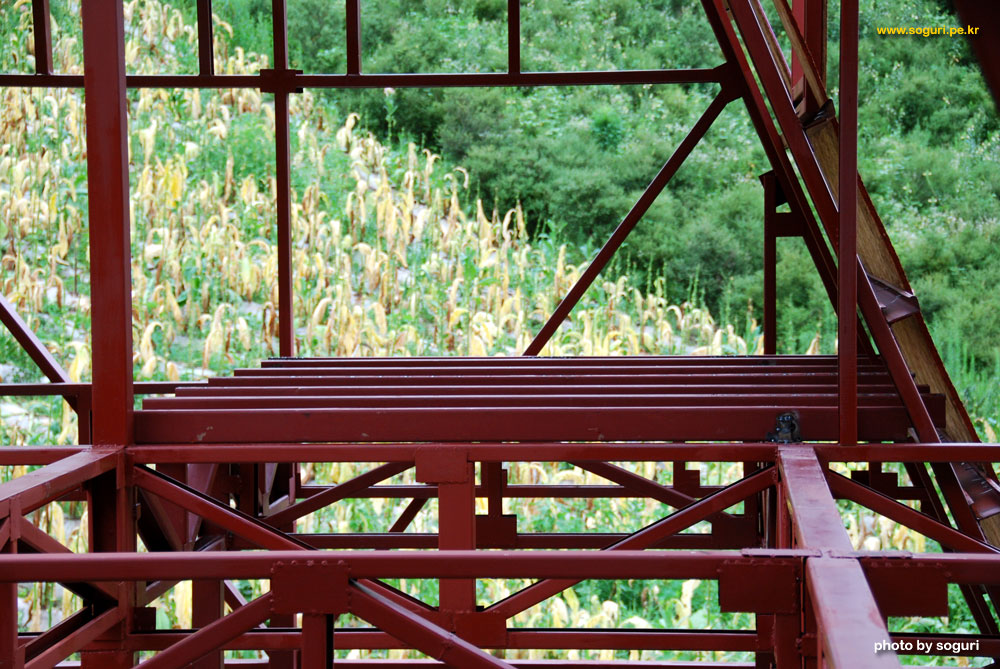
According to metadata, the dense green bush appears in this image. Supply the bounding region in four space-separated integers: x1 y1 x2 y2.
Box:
3 0 997 369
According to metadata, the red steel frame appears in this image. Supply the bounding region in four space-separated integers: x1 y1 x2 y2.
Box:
1 0 999 667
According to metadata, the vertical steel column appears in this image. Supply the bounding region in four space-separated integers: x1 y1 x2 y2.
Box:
762 173 778 355
196 0 215 76
82 465 136 668
81 0 134 446
301 614 334 669
438 463 477 615
508 0 520 75
0 523 19 669
838 0 859 446
273 0 294 357
346 0 362 76
31 0 52 75
192 579 224 669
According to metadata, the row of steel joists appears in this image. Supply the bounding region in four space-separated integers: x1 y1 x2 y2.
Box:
131 356 946 443
2 443 1000 667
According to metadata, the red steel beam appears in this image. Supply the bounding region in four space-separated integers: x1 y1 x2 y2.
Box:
133 405 930 443
30 0 53 75
17 520 119 601
346 0 362 75
142 393 927 410
838 0 859 446
271 0 294 358
293 480 744 502
196 0 214 76
507 0 520 75
568 460 738 521
300 613 334 669
388 498 428 533
776 446 853 551
262 354 859 366
806 559 901 668
0 294 71 388
817 443 1000 462
0 523 16 668
0 450 116 518
129 442 779 464
292 532 741 550
777 446 901 668
0 69 722 90
762 173 778 355
0 549 797 582
81 0 134 446
25 606 123 669
23 606 108 663
0 446 86 466
133 466 308 551
233 362 885 375
524 88 735 355
197 372 897 386
173 382 904 396
75 629 762 654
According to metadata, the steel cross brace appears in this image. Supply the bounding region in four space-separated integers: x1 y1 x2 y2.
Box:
487 467 777 620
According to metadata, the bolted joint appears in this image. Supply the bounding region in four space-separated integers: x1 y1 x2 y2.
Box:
415 447 471 484
258 68 304 94
270 559 350 615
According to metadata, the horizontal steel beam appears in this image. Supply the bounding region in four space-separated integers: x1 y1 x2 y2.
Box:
0 450 116 517
0 68 721 90
127 442 779 463
134 405 930 443
0 550 801 582
68 628 760 653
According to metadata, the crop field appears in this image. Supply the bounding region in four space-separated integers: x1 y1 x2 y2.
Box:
0 0 995 664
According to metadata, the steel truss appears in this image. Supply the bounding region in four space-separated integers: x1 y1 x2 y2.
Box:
2 0 1000 667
